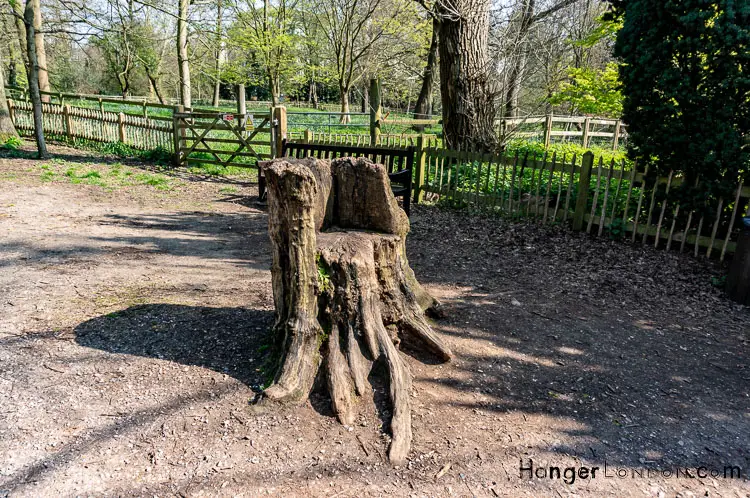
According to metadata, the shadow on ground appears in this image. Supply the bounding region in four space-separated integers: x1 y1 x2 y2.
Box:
406 205 750 473
0 211 272 271
75 304 275 388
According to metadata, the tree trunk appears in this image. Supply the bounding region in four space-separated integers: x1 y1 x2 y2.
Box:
339 86 351 124
413 17 439 130
361 82 368 113
213 0 223 108
5 13 21 88
503 51 527 118
12 2 28 79
270 76 280 106
177 0 192 108
260 156 451 466
0 56 20 143
31 0 50 102
436 0 497 151
147 71 165 104
23 2 47 159
503 0 535 118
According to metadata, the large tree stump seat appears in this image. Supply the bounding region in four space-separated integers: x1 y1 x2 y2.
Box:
258 155 451 465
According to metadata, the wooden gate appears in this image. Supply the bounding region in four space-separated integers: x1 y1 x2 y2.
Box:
173 110 274 170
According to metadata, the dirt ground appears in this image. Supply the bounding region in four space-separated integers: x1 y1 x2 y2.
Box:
0 146 748 497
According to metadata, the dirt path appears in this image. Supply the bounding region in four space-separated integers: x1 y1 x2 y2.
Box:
0 147 748 497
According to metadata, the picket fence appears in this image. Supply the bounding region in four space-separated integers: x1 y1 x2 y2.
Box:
412 148 747 261
8 99 174 151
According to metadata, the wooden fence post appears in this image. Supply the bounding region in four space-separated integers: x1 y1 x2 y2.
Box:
612 119 621 150
303 129 312 144
582 116 591 148
118 112 126 142
237 83 246 128
63 105 73 139
369 78 381 146
172 105 184 166
98 98 105 138
544 113 553 148
414 134 427 204
272 105 287 158
572 151 595 231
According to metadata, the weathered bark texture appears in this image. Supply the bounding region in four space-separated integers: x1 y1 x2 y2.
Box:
261 156 452 465
24 1 47 159
436 0 497 151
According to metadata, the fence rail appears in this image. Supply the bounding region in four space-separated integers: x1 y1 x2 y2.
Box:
498 114 628 150
8 99 174 151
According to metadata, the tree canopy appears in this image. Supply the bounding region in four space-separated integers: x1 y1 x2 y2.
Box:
610 0 750 198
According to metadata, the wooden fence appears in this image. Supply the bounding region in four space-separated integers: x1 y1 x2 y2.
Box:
6 96 745 261
499 114 628 150
173 108 274 169
412 148 747 260
287 130 439 148
8 99 174 151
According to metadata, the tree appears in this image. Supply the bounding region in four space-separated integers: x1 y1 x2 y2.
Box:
611 0 750 199
226 0 299 106
177 0 191 107
0 51 20 143
30 0 50 101
412 16 437 124
313 0 402 123
212 0 224 107
499 0 581 118
434 0 497 150
261 156 452 465
23 0 47 158
550 61 622 117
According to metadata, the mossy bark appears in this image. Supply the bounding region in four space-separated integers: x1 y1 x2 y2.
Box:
261 156 452 465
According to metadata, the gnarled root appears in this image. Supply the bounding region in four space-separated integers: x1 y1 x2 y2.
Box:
313 231 450 465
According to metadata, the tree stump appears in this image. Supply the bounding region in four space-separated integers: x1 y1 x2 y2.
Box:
260 156 452 465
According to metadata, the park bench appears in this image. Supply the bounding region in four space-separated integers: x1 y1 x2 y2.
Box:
258 141 415 215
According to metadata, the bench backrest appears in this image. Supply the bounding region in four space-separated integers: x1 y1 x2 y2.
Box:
281 141 414 214
282 141 414 172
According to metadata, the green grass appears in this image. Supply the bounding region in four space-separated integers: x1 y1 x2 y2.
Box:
38 160 178 191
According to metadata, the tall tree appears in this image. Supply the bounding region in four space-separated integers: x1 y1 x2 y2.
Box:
412 16 438 125
500 0 580 118
611 0 750 199
0 52 20 142
212 0 224 107
434 0 496 150
10 0 28 80
313 0 401 123
227 0 299 106
30 0 49 100
23 0 47 158
177 0 191 107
